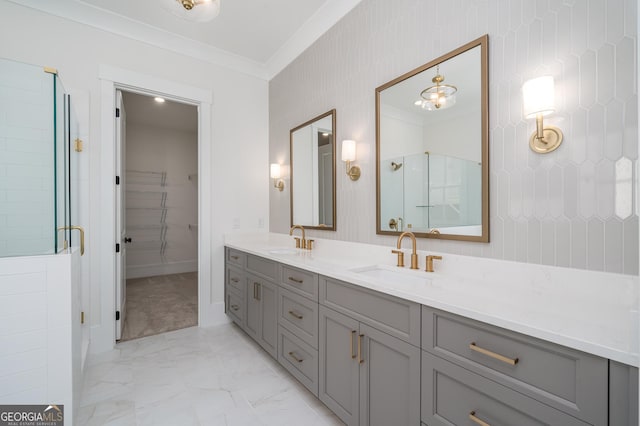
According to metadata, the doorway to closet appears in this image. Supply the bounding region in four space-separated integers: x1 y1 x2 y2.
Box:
116 90 199 341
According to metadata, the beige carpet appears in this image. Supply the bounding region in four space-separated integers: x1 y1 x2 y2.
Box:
120 272 198 341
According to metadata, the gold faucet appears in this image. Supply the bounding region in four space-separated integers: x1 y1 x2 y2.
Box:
425 255 442 272
290 225 313 250
396 231 418 269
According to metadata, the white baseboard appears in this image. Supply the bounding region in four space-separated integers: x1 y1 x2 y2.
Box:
199 302 230 328
126 260 197 279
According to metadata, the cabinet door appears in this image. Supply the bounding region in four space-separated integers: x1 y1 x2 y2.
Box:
359 323 420 426
258 279 278 358
319 306 360 426
244 278 261 341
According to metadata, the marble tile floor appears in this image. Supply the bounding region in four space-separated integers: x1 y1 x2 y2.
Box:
79 322 344 425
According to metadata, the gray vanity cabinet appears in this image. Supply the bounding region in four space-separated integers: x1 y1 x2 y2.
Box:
225 247 639 426
319 306 360 425
225 255 245 328
421 351 591 426
609 361 639 426
358 323 420 426
277 273 321 396
319 277 421 426
421 305 638 426
244 273 278 358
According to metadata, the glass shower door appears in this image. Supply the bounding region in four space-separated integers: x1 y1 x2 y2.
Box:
0 58 71 257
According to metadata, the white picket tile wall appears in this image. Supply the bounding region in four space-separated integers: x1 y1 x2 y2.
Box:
269 0 638 274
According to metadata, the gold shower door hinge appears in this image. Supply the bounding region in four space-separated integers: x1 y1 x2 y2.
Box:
74 138 83 152
43 66 58 75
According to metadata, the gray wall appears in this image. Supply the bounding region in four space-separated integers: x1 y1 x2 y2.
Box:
269 0 638 275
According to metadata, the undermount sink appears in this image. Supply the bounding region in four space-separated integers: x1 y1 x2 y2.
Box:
268 248 299 255
350 264 434 287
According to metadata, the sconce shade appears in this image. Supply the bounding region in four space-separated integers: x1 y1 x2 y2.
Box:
341 140 356 162
522 76 555 118
270 163 281 179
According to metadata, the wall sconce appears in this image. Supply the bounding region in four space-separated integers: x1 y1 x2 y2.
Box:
341 140 361 181
522 76 563 154
270 163 285 191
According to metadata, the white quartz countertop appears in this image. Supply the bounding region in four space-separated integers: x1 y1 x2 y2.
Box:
225 233 639 367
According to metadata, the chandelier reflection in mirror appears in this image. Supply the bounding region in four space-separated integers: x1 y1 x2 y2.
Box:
162 0 221 22
414 65 457 110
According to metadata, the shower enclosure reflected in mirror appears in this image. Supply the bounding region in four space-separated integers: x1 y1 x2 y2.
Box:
376 35 489 242
290 109 336 230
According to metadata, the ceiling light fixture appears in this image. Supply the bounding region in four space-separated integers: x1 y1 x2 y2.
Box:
415 65 457 110
154 97 166 103
161 0 221 22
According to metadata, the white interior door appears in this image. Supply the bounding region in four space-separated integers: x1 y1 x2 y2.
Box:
115 90 127 340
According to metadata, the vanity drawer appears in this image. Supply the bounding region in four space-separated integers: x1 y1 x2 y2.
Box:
226 291 243 326
278 325 318 396
280 265 319 301
422 306 607 425
320 277 420 346
226 248 246 267
278 287 318 349
246 254 278 281
226 265 244 295
422 351 590 426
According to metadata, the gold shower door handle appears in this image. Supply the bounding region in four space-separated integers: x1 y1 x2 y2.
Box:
57 225 85 255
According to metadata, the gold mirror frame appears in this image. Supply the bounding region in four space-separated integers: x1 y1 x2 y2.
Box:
375 35 489 242
290 109 337 231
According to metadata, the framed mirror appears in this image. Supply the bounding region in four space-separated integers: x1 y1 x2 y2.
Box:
290 109 336 230
376 35 489 242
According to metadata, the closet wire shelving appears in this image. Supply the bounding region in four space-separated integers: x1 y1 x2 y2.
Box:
126 170 169 258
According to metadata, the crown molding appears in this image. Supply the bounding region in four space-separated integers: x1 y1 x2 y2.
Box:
7 0 362 81
265 0 363 80
7 0 269 79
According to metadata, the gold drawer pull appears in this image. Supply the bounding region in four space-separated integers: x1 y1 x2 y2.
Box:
288 276 304 284
253 282 261 301
469 342 519 366
358 334 365 364
288 351 304 363
288 310 303 320
230 304 239 311
230 277 239 283
231 255 239 260
469 411 490 426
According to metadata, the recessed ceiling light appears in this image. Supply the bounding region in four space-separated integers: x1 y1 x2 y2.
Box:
154 97 165 103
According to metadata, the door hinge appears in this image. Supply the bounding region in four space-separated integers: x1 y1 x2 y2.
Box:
116 243 120 253
115 176 120 185
116 107 120 118
116 311 120 321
